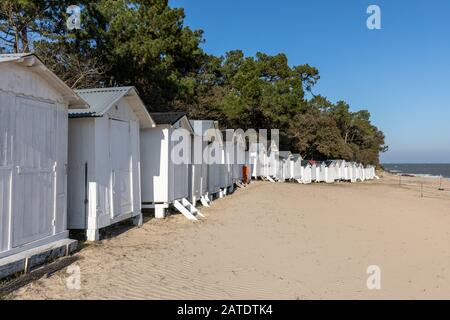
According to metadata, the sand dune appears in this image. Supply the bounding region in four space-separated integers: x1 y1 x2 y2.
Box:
6 173 450 299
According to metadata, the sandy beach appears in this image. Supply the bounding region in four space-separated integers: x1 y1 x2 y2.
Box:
4 172 450 300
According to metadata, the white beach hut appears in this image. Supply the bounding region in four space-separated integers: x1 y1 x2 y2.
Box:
349 162 358 182
324 160 338 183
0 53 86 275
67 87 154 241
189 120 214 206
291 154 303 182
335 160 346 180
279 151 293 182
268 141 281 181
310 162 317 181
356 163 364 182
343 162 352 181
366 165 376 180
205 121 224 199
300 160 312 184
141 112 202 220
221 130 246 186
243 143 253 184
231 131 246 185
249 142 269 179
244 148 253 184
368 165 376 180
221 130 234 194
317 162 326 182
361 165 368 181
364 166 370 180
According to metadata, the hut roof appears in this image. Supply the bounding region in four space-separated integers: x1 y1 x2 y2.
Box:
151 112 186 125
70 86 154 128
0 53 88 109
279 151 292 159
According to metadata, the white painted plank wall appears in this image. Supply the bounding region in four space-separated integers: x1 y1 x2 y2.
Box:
140 127 169 203
0 91 14 253
67 118 95 229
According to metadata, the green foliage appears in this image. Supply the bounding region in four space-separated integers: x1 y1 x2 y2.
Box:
0 0 49 53
288 95 386 164
32 0 205 108
179 50 386 165
0 0 387 164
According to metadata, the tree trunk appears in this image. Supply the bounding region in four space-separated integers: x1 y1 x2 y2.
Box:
13 25 19 53
20 28 29 52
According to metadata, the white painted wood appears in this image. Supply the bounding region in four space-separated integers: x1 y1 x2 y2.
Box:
221 146 233 189
207 161 222 195
12 98 56 247
301 163 312 184
223 129 245 186
310 163 317 181
205 124 223 196
110 119 132 217
67 118 94 229
200 196 210 207
244 151 252 183
154 205 166 219
0 57 76 260
0 91 14 254
140 115 193 218
189 120 212 204
0 63 63 105
171 126 192 201
67 89 147 239
181 198 204 218
268 151 280 180
130 120 142 216
324 162 337 183
55 103 68 234
291 155 302 180
141 127 170 203
86 182 99 241
249 142 269 179
350 163 357 182
0 168 11 253
316 163 326 182
173 199 197 220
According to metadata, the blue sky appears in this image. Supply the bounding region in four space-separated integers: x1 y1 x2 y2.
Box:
170 0 450 163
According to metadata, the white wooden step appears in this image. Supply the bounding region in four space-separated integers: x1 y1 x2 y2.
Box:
173 200 197 221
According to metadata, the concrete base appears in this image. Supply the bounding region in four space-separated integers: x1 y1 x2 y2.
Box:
86 229 100 242
154 204 167 219
0 238 78 280
132 213 143 226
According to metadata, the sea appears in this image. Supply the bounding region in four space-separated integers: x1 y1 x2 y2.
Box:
382 164 450 178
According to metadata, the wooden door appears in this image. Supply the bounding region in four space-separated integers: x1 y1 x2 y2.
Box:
12 98 56 247
110 119 132 218
0 92 14 252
